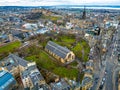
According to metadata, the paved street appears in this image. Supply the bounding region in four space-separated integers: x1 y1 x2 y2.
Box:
104 25 120 90
113 66 120 90
91 24 120 90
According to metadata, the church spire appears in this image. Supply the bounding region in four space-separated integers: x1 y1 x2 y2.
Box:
82 6 86 19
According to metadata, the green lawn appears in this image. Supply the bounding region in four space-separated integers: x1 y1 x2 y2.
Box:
0 41 21 59
25 49 79 80
27 34 90 80
53 35 76 49
26 52 56 70
72 42 90 62
69 61 78 66
51 34 90 62
38 34 90 62
53 67 78 79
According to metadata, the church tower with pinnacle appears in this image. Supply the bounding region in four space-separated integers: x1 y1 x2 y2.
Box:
82 6 86 19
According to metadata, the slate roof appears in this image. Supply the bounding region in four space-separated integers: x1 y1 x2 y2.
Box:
50 79 71 90
86 61 94 67
82 77 92 87
0 54 28 71
11 30 23 36
22 65 44 81
22 65 45 89
45 41 71 59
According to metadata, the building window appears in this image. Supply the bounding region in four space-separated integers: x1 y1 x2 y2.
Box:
72 56 74 59
68 54 72 59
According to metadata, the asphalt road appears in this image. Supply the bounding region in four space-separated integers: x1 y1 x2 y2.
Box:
92 25 120 90
105 26 120 90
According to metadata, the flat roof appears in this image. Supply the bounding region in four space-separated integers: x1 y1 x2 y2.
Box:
0 70 16 90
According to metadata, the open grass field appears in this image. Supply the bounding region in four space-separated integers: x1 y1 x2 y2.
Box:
0 33 89 81
23 33 90 81
37 33 90 61
51 34 90 62
25 49 80 80
0 41 21 59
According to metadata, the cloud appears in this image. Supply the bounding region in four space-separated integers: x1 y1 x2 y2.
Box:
0 0 119 6
0 0 20 2
63 0 120 5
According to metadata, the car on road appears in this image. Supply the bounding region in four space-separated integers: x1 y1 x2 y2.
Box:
105 71 107 75
95 77 99 80
94 77 99 83
102 78 106 81
99 85 103 90
99 77 106 90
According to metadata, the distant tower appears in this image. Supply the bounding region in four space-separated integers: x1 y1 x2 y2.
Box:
82 6 86 19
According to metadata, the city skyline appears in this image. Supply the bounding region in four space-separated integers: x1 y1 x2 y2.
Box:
0 2 120 90
0 0 120 6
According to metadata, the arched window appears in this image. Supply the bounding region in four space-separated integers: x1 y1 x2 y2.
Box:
68 54 71 59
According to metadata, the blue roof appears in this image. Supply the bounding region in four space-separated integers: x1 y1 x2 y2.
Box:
0 70 16 90
0 35 8 39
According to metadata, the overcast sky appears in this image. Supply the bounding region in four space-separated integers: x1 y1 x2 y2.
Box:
0 0 120 6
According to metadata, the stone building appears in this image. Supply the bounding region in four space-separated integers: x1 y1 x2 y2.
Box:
45 41 75 64
21 62 47 90
0 54 48 90
81 60 94 90
0 54 29 76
